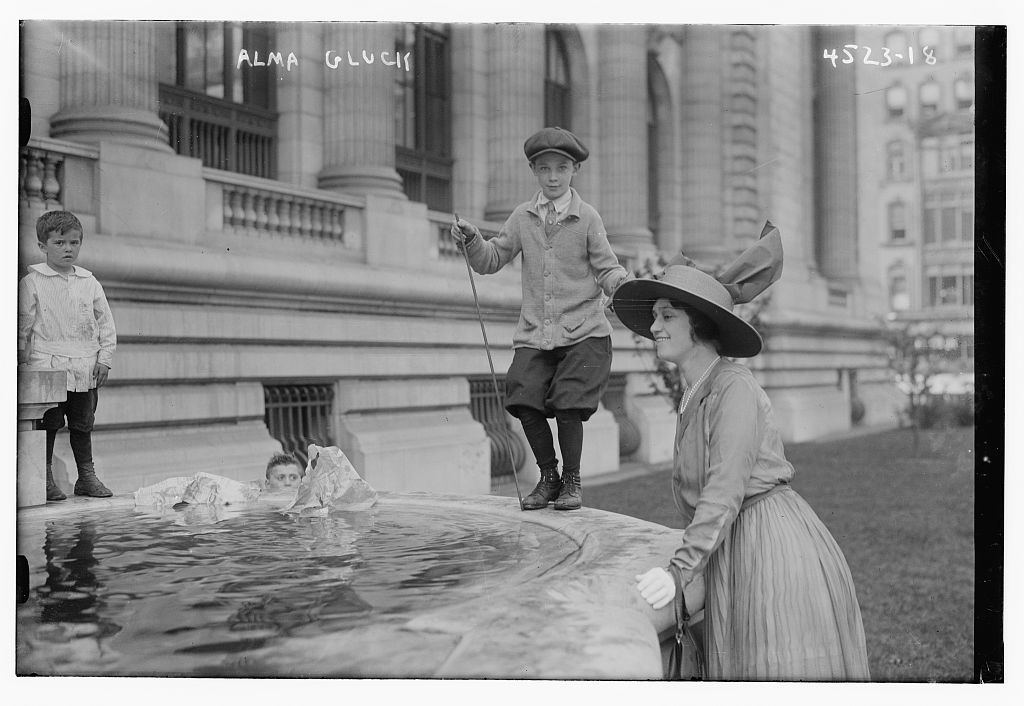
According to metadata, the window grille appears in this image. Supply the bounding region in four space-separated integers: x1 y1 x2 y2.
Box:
264 383 335 465
468 378 526 484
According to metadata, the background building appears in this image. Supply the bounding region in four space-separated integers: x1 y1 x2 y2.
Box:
856 25 975 375
18 21 905 494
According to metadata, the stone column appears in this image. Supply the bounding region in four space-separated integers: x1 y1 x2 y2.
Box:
679 26 727 263
597 25 653 258
318 22 405 197
813 26 859 280
451 24 490 220
49 21 171 152
484 24 544 222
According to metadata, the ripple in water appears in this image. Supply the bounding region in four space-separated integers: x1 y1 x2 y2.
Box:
16 504 578 676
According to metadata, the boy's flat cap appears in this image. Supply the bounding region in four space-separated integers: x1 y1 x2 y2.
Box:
524 126 589 163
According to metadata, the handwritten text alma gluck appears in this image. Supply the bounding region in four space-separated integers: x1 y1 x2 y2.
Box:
236 49 412 72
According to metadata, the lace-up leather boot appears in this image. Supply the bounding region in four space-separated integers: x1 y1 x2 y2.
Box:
522 465 562 510
553 468 581 510
46 464 66 502
74 464 112 498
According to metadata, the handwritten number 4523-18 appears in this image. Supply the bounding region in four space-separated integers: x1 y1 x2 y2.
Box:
823 44 936 68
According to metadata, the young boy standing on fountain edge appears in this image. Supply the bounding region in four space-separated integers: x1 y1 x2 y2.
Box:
451 127 631 511
18 210 117 501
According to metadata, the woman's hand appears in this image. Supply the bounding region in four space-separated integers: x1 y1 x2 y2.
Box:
635 567 675 610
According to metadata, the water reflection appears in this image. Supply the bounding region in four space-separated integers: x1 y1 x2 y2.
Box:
37 521 122 640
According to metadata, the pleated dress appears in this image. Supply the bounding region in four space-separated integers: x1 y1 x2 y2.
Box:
668 360 870 681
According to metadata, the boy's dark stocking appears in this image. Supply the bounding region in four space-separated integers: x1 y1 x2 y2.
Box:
44 428 66 501
554 412 584 510
518 408 562 510
69 430 111 498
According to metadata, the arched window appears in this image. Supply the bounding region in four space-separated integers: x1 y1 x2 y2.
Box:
885 83 907 119
888 201 907 241
884 30 908 55
954 74 975 110
919 79 942 118
545 29 571 129
886 140 908 180
889 271 910 312
919 27 941 52
954 26 974 56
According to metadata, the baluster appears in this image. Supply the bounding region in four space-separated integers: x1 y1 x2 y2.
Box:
299 201 313 238
266 195 281 234
330 207 345 244
254 192 269 233
222 188 234 230
23 150 44 206
42 152 62 208
310 203 324 240
229 189 245 232
290 200 301 236
243 189 258 232
277 197 292 235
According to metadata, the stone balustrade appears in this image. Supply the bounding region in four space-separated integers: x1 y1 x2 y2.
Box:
204 169 366 251
19 138 100 215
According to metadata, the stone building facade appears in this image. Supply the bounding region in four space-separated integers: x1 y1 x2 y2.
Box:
18 21 899 495
855 25 975 370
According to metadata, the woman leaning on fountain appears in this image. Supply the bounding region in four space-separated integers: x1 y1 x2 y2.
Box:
613 224 870 681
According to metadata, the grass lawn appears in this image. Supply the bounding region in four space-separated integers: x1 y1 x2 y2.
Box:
585 426 975 682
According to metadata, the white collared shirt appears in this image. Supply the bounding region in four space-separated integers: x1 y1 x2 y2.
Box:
18 262 117 391
535 189 573 222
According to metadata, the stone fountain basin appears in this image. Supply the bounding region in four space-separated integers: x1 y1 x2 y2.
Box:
17 491 694 679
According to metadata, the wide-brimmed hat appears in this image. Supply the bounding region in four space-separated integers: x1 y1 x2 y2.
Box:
524 126 589 163
612 222 783 358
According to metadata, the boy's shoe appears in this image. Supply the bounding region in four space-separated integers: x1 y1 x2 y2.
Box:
522 466 562 510
74 468 112 498
553 469 581 510
45 465 67 502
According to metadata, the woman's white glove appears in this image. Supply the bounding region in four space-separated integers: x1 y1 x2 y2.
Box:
635 566 675 610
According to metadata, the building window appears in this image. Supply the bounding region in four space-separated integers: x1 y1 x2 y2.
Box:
927 275 959 307
888 201 907 241
544 29 571 129
926 270 972 308
263 383 335 464
923 190 973 246
889 273 910 311
395 23 453 212
886 140 908 180
919 27 941 52
954 75 975 110
468 378 527 485
955 26 974 56
885 83 907 119
921 134 974 175
157 21 277 178
884 30 908 55
919 79 941 118
962 200 974 241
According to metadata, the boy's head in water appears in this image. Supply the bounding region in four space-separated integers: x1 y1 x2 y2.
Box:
265 452 305 491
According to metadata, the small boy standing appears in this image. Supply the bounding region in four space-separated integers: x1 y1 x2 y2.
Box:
452 127 631 511
18 211 117 501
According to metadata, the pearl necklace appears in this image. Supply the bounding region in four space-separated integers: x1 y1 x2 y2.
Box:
678 357 721 416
